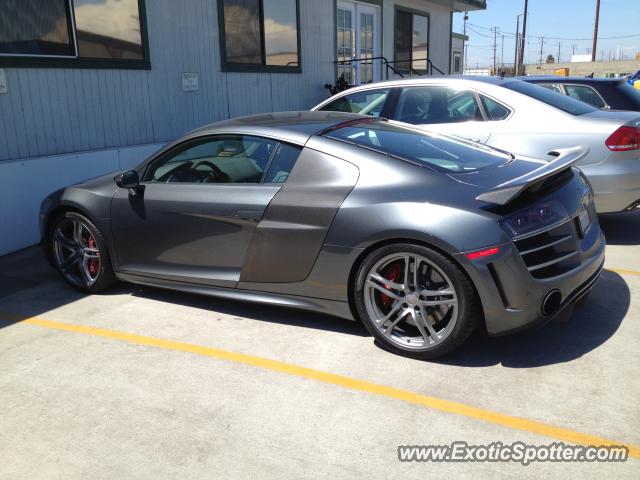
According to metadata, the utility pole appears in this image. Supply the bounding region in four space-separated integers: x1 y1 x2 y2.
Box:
519 0 529 74
557 42 561 63
514 14 522 75
492 27 498 74
463 12 468 74
501 35 505 68
591 0 601 62
539 37 545 64
572 43 577 58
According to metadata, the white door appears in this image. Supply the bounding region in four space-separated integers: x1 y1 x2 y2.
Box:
337 1 381 85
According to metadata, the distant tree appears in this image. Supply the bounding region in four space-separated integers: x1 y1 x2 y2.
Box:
546 54 555 64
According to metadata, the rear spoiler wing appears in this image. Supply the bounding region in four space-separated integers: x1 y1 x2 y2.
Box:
476 146 590 205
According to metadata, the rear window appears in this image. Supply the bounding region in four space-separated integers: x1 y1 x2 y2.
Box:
322 120 510 173
616 83 640 108
503 80 596 115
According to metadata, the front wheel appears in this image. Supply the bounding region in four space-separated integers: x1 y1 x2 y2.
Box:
49 211 116 293
353 243 481 359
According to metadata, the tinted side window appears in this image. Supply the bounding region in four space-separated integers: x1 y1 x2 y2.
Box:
503 80 596 115
319 89 390 116
480 95 511 120
538 83 564 93
263 144 302 183
145 136 277 184
395 87 483 125
564 85 606 108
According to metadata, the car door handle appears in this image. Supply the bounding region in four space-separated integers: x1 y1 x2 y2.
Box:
231 210 262 222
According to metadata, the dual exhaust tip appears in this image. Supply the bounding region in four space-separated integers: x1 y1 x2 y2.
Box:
541 289 562 317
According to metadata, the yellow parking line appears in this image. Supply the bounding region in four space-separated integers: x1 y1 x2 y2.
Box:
8 314 640 460
607 268 640 276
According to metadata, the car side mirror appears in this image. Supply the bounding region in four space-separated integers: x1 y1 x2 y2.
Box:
115 170 141 195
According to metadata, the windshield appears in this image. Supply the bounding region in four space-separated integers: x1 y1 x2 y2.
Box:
322 120 511 173
503 80 596 115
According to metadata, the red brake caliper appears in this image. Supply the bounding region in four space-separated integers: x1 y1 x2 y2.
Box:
379 262 402 308
87 236 99 275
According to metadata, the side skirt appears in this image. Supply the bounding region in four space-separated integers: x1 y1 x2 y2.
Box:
116 272 355 321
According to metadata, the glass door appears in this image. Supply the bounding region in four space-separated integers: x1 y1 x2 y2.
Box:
337 1 380 85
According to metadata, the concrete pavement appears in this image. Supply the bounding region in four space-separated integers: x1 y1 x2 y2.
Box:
1 210 639 479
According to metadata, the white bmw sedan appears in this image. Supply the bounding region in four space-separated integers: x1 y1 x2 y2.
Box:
313 77 640 213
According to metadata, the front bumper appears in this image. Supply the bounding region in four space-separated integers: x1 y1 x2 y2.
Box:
454 227 606 336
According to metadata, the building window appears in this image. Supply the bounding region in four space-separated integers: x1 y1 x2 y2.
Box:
394 8 429 72
453 52 462 74
0 0 149 69
219 0 301 72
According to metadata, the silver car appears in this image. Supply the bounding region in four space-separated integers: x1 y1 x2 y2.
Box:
312 77 640 213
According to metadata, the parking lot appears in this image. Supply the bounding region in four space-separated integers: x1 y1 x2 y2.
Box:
0 210 639 479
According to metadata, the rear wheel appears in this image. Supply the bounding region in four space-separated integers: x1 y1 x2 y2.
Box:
49 212 116 293
353 243 480 359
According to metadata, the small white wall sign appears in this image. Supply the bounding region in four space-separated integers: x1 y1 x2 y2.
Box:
0 69 7 94
181 72 199 92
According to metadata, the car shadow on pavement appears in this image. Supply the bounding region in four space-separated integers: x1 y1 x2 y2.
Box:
0 247 368 337
128 285 370 337
0 247 628 362
437 270 630 368
599 210 640 245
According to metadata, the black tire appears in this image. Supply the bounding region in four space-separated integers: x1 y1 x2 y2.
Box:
49 211 117 293
353 243 481 360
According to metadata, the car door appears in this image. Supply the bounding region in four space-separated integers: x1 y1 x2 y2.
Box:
391 85 493 143
110 135 300 287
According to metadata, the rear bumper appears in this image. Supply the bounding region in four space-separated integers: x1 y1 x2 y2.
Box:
454 229 605 336
581 157 640 213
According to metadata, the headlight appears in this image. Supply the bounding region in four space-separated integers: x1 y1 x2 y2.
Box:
500 200 569 238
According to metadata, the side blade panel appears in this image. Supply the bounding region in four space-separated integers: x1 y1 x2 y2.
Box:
240 148 359 283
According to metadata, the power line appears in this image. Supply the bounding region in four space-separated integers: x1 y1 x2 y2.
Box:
467 22 640 40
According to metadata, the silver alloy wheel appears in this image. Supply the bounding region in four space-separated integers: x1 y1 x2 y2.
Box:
363 253 459 350
52 219 101 288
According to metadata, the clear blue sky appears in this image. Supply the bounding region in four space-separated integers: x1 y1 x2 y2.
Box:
453 0 640 68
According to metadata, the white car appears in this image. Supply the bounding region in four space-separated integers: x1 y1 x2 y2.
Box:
312 77 640 213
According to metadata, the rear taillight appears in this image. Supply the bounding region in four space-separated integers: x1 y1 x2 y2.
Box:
605 125 640 151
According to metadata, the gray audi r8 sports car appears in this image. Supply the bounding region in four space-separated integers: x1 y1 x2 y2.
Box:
40 111 605 359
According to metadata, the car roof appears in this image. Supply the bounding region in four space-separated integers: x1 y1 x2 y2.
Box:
187 111 369 145
310 76 526 101
521 76 623 84
332 75 517 88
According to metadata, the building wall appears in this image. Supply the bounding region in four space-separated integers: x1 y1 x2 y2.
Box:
0 0 337 255
0 0 467 255
524 59 640 78
0 0 335 163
